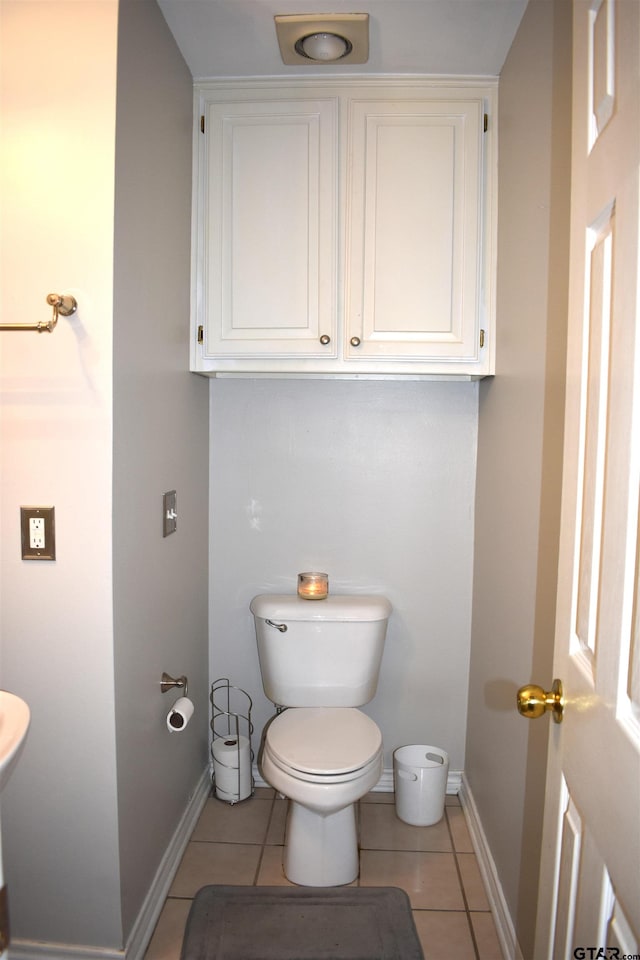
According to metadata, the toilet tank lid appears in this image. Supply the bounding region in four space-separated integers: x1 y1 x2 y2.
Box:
250 594 392 622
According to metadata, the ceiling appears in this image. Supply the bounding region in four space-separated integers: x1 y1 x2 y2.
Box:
157 0 529 79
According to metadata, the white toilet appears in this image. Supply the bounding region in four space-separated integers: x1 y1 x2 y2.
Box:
250 593 391 886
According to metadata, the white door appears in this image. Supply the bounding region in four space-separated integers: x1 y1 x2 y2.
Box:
532 0 640 956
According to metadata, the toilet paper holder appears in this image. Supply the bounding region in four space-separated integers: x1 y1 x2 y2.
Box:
161 672 188 696
210 678 254 804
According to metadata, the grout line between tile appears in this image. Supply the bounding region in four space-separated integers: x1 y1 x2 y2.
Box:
253 791 278 884
445 806 481 960
146 792 499 959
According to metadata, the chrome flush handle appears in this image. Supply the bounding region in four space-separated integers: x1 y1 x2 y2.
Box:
265 619 288 633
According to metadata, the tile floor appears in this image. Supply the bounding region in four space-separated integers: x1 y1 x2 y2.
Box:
144 788 503 960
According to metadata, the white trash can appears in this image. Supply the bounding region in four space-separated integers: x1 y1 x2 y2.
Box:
393 745 449 826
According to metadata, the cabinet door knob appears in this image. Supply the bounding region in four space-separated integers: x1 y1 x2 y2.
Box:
350 336 361 347
319 334 331 345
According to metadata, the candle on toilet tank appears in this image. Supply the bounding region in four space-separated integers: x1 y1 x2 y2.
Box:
297 572 329 599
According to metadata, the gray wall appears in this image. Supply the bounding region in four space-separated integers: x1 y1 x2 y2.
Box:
113 0 209 942
465 0 572 956
208 378 478 774
0 0 208 950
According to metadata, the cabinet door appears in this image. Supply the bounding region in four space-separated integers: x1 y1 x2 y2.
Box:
201 98 337 359
346 98 484 363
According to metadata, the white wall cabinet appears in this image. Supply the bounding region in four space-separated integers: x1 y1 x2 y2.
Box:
191 80 497 379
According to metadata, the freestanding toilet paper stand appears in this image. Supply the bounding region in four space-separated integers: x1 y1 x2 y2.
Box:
210 678 254 804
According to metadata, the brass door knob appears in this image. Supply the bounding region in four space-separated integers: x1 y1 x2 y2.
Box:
350 336 361 347
320 334 331 345
517 679 564 723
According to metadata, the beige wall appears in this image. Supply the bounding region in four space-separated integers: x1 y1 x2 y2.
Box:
0 0 208 951
465 0 572 957
1 1 122 946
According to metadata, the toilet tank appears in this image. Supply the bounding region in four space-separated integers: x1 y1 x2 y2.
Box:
250 594 391 707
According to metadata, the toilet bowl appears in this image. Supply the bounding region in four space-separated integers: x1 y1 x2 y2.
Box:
251 592 391 886
260 707 383 886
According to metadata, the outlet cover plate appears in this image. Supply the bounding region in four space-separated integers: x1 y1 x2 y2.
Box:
20 506 56 560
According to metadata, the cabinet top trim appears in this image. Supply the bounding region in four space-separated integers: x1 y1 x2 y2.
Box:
194 75 499 92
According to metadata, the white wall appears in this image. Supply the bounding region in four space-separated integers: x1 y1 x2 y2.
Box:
209 378 478 773
465 0 571 956
1 0 209 951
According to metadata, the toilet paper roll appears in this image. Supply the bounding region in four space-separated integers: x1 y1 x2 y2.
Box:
212 734 252 802
167 696 194 732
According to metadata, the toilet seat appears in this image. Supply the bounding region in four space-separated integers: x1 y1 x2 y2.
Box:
265 707 382 781
264 744 382 786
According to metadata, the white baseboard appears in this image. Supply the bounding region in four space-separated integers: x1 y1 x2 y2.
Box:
8 944 124 960
9 767 211 960
124 766 211 960
459 774 523 960
252 764 462 796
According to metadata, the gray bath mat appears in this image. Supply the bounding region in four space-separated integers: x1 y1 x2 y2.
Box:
181 885 424 960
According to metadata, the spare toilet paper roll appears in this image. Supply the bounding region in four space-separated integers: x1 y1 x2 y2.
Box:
212 734 252 801
167 696 194 732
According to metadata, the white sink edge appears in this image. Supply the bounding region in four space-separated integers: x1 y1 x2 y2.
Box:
0 691 31 792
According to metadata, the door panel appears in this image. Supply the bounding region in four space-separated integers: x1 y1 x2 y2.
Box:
535 0 640 955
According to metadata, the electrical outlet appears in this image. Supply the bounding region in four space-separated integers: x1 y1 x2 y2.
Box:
29 517 45 549
20 506 56 560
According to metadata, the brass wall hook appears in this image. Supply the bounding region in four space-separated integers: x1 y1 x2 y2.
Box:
45 293 77 330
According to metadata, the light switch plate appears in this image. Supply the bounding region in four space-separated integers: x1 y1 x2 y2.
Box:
163 490 177 537
20 506 56 560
